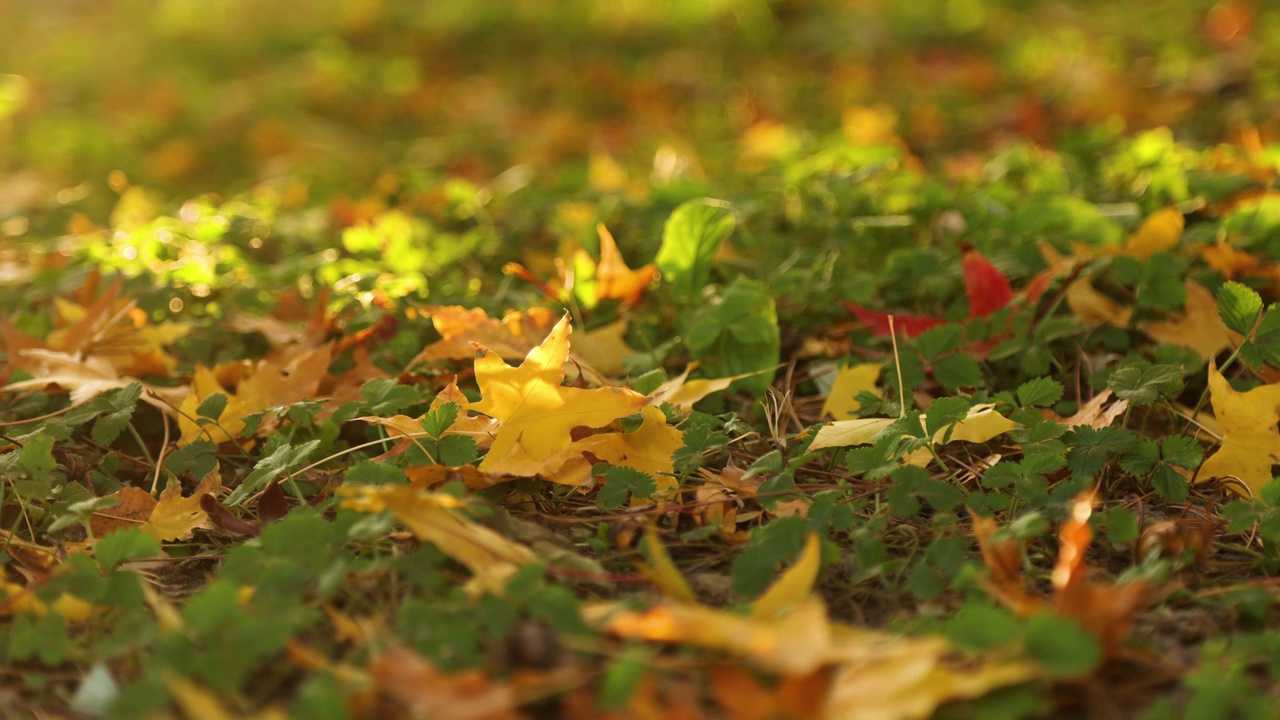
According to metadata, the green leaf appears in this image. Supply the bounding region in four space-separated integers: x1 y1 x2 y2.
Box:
1024 613 1103 677
932 352 982 391
656 199 734 303
360 377 423 416
1106 506 1139 545
436 434 478 467
164 440 218 479
1240 306 1280 370
1217 281 1263 336
19 432 58 479
95 527 161 571
1161 435 1204 470
914 325 964 362
924 396 971 438
91 382 143 445
226 440 322 506
593 465 658 511
1017 377 1064 408
1107 361 1183 406
422 402 459 438
946 601 1020 652
196 392 229 421
599 647 653 709
1066 426 1137 479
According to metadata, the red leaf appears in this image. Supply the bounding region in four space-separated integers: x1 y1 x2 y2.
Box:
961 248 1014 318
847 247 1013 338
844 303 943 338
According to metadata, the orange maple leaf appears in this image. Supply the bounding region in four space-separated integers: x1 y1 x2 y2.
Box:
971 494 1149 659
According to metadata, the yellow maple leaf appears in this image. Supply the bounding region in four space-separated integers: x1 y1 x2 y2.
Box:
143 466 221 542
550 407 686 497
1141 281 1236 360
820 363 882 419
1198 361 1280 496
470 314 649 474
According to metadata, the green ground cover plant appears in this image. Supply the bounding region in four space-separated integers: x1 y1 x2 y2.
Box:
4 0 1280 717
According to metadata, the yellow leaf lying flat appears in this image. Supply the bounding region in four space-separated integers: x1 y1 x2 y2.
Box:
339 485 536 596
821 363 882 419
810 404 1015 452
576 405 685 496
470 314 649 473
1198 361 1280 496
1141 281 1236 361
592 597 833 675
823 627 1037 720
1123 206 1184 259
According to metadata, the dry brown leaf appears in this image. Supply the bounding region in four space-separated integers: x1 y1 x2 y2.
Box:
370 644 520 720
1060 390 1129 429
91 487 158 537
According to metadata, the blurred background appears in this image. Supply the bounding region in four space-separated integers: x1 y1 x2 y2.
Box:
1 0 1269 205
0 0 1274 316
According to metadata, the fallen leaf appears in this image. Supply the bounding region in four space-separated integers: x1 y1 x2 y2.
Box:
1065 278 1132 327
165 675 287 720
1122 207 1184 258
847 247 1015 339
339 485 536 596
91 487 157 537
580 223 659 307
564 405 684 496
1 583 96 623
1197 360 1280 496
570 319 633 376
410 305 558 364
972 493 1149 658
752 532 821 619
177 345 331 446
370 644 520 720
820 363 882 419
810 403 1016 452
469 314 649 475
1061 390 1129 429
649 363 770 411
822 627 1037 720
1140 280 1236 360
142 467 222 541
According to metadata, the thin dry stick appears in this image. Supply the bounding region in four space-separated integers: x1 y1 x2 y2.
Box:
888 315 906 418
150 410 172 494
